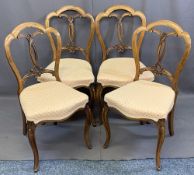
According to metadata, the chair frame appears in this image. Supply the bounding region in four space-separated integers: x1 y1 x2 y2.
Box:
4 22 93 172
101 20 191 170
95 5 147 123
45 6 96 125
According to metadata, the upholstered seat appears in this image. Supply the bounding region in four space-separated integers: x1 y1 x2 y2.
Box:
38 58 94 88
105 80 175 122
20 81 88 124
97 58 154 87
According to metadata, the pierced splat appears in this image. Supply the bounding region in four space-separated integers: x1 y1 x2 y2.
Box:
145 30 169 76
58 14 80 46
57 13 86 56
17 32 55 83
137 27 185 88
5 22 62 94
107 12 133 55
46 6 95 62
96 5 146 61
156 32 168 65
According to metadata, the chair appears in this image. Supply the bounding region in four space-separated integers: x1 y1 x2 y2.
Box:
95 5 154 116
4 22 93 172
38 6 96 125
101 20 191 170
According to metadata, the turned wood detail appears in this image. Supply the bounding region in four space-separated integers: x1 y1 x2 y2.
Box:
18 32 56 83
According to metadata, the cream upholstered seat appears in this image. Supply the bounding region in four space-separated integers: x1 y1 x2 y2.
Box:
20 81 88 124
38 58 94 88
105 80 175 122
97 58 154 87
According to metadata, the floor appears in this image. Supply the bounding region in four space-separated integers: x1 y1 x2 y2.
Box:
0 158 194 175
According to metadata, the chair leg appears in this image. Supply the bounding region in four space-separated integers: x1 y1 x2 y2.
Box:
89 83 97 127
102 102 110 148
84 103 92 149
27 121 39 172
156 119 165 171
21 111 27 135
168 109 174 136
96 83 103 125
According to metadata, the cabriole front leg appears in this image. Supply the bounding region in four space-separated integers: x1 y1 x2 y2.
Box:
27 121 39 172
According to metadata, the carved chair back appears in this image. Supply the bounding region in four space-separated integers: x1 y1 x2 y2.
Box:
45 5 95 62
95 5 146 61
132 20 191 92
4 22 62 94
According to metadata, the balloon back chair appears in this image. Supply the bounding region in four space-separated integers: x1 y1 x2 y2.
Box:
38 6 96 125
4 22 93 172
95 5 154 122
102 20 191 170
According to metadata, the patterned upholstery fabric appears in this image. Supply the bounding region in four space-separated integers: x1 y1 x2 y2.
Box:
97 58 154 87
38 58 95 88
20 81 88 124
105 80 175 122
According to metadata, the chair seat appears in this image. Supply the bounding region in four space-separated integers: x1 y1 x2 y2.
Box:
104 80 175 122
20 81 88 124
38 58 95 88
97 57 154 87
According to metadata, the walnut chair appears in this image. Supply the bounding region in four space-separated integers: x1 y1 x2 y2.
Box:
95 5 154 123
101 20 191 170
4 22 93 172
37 6 96 125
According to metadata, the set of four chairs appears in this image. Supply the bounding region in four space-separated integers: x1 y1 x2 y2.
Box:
4 5 191 172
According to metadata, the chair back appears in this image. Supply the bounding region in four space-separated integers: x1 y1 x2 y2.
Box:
4 22 62 94
45 5 95 62
132 20 191 91
95 5 146 61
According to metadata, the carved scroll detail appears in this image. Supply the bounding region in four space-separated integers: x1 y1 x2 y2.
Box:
133 20 191 91
107 12 132 55
139 30 176 82
58 14 86 56
140 29 178 80
96 5 147 61
46 6 95 61
59 14 80 46
18 32 55 82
